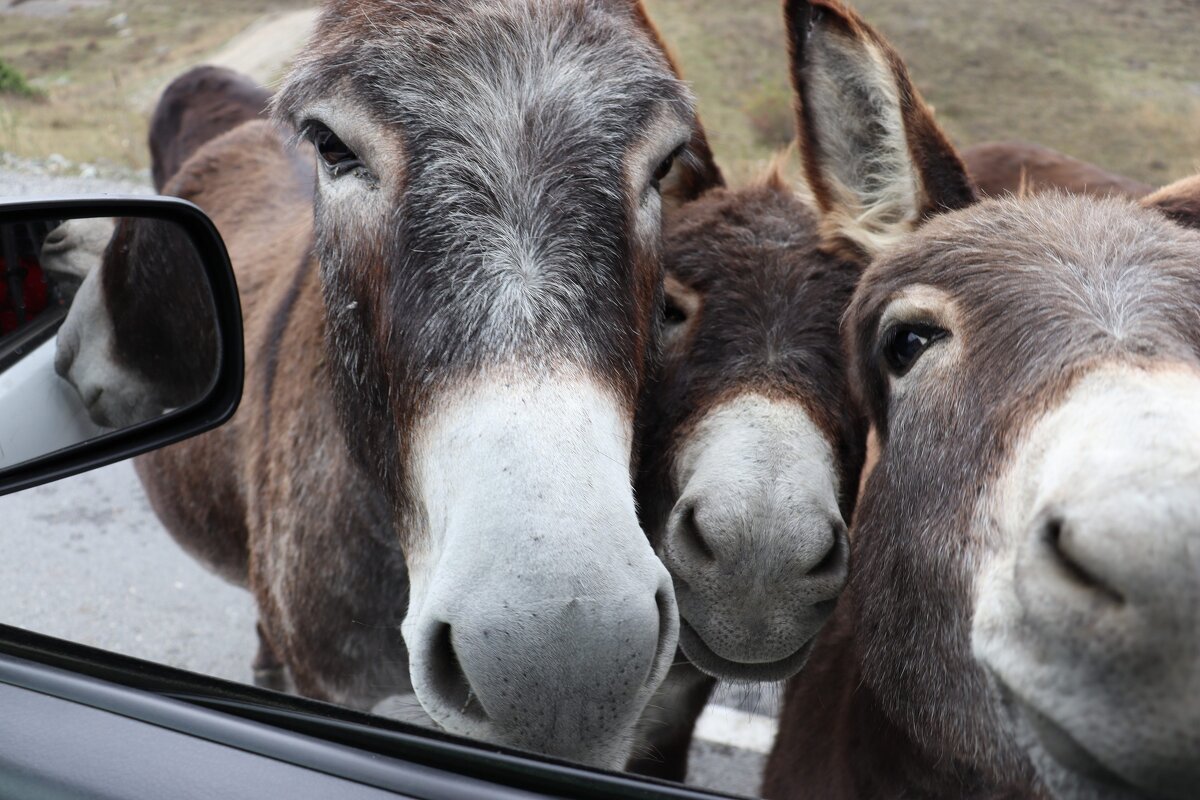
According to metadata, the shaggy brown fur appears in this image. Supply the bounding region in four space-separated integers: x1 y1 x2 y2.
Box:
1144 174 1200 230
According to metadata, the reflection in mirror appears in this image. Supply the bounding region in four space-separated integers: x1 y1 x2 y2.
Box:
0 215 218 469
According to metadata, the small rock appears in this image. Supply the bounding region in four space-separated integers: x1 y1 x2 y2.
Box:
107 12 128 29
46 153 70 173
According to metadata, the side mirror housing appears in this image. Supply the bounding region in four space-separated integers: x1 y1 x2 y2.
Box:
0 196 242 495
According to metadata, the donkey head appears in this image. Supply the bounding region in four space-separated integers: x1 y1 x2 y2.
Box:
794 0 1200 796
272 0 721 766
637 166 866 681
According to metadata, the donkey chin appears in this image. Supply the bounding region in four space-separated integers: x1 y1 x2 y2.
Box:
972 364 1200 800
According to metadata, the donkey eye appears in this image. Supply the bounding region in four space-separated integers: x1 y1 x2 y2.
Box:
883 323 948 375
651 145 685 190
306 122 363 177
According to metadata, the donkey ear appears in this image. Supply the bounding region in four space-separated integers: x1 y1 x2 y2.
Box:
1142 175 1200 230
621 0 725 205
784 0 975 259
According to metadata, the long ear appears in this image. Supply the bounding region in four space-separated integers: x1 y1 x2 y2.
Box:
1142 175 1200 230
625 0 725 205
784 0 975 259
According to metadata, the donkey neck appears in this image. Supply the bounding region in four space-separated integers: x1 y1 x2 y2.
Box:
764 590 1044 800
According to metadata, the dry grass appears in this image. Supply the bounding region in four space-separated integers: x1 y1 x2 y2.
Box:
0 1 307 170
646 0 1200 186
1 0 1197 186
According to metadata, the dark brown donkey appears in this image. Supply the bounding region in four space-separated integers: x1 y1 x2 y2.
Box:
148 65 273 192
962 140 1153 201
763 2 1200 798
630 158 868 776
135 0 726 769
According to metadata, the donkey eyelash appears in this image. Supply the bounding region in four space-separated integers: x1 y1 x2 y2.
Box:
300 119 372 180
650 143 688 191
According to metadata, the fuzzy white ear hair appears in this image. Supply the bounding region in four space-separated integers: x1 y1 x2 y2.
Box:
784 0 976 259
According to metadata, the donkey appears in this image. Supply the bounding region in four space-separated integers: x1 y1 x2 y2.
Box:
148 65 272 192
962 140 1153 201
629 161 868 779
135 0 725 769
52 215 218 428
762 2 1200 798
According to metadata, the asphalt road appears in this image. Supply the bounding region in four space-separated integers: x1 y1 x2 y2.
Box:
0 167 775 797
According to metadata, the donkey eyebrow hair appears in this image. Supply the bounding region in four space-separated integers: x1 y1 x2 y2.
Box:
290 118 323 146
645 94 696 128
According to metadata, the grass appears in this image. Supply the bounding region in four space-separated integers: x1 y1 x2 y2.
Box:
0 57 40 98
0 1 308 170
0 0 1197 185
645 0 1200 185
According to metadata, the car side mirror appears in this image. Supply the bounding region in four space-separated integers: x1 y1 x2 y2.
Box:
0 197 242 495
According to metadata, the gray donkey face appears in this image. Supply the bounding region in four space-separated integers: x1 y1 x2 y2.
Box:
273 0 722 766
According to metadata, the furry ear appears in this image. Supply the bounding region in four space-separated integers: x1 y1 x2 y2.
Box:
783 0 975 259
1142 175 1200 230
623 0 725 206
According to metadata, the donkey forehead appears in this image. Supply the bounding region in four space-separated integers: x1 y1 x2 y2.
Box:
666 185 838 289
279 0 693 155
862 193 1200 353
662 186 854 405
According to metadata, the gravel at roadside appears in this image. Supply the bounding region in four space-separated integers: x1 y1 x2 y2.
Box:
0 158 151 199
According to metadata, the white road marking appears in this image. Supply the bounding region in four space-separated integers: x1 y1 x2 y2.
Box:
693 704 779 754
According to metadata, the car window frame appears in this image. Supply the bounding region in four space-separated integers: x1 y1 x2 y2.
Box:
0 624 745 800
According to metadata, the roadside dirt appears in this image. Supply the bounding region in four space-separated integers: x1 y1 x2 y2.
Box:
185 7 317 87
138 7 319 112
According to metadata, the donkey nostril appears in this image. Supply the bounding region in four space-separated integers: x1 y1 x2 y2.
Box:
1041 514 1124 604
42 229 68 248
809 520 848 577
673 501 716 563
425 622 487 722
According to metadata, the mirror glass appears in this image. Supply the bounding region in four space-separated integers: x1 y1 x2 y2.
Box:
0 215 217 469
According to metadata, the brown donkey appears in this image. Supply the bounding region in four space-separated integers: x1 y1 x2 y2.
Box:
630 162 869 778
961 140 1153 202
763 2 1200 798
135 0 724 768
